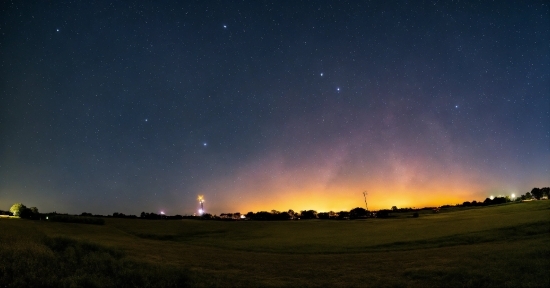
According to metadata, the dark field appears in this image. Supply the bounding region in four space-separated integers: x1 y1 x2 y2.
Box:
1 201 549 287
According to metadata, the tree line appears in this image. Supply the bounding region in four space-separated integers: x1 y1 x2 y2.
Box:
460 187 550 207
3 187 548 222
204 187 550 221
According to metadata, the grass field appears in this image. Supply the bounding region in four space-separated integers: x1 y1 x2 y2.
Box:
1 201 549 287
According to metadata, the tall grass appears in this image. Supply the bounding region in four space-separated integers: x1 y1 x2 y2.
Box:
0 232 190 287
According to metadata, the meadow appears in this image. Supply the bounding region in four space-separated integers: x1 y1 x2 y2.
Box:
1 201 549 287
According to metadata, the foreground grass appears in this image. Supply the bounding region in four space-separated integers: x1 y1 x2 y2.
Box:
1 201 549 287
0 227 189 287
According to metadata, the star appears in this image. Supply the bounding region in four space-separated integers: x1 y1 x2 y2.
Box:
203 142 207 146
320 72 323 76
455 105 458 108
145 118 148 122
337 87 340 91
223 25 227 29
56 28 60 32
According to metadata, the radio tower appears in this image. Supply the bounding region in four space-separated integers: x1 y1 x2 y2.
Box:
363 191 368 211
197 195 205 215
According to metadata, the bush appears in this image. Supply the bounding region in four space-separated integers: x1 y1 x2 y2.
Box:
48 215 105 225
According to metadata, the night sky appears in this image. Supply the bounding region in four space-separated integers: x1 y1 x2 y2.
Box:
1 1 548 216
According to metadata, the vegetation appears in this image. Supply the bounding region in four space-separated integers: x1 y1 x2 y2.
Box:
0 232 189 287
159 187 550 221
8 203 40 219
48 214 105 225
9 203 25 216
1 200 548 287
528 187 549 200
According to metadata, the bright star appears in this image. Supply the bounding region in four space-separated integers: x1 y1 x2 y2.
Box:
203 143 207 146
145 118 148 122
223 25 227 28
337 87 340 91
320 73 323 76
455 105 458 108
56 28 60 32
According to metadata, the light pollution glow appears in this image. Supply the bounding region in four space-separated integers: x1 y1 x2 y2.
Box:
183 107 548 215
192 147 499 214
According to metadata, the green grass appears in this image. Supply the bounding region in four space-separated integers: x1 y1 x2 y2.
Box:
1 201 549 287
0 224 190 287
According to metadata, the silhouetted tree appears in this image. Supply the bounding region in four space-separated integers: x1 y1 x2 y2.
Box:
493 197 507 204
531 188 543 200
25 207 40 219
337 211 349 220
350 207 368 219
542 187 550 198
18 207 33 219
391 206 398 211
287 209 296 218
300 210 317 219
317 212 330 219
254 211 272 220
276 211 291 220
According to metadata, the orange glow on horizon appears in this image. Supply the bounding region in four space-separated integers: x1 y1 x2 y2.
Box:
231 189 468 213
202 179 477 214
192 147 496 215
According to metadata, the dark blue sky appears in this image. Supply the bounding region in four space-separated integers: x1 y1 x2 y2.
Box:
1 1 548 215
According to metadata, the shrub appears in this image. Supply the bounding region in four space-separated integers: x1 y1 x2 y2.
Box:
48 215 105 225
